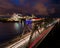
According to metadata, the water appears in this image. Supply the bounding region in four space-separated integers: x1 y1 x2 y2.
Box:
0 19 32 44
0 22 24 44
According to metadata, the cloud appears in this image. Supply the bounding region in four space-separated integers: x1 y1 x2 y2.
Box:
0 0 15 9
19 0 24 4
0 0 59 15
32 3 48 15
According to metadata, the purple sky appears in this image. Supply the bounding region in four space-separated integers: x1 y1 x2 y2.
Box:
0 0 60 15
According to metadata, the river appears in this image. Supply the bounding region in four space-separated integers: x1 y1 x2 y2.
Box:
0 22 22 43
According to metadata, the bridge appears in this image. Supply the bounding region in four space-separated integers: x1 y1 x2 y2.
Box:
0 18 59 48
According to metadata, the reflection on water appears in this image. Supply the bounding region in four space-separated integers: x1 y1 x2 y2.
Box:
0 22 24 44
0 20 32 44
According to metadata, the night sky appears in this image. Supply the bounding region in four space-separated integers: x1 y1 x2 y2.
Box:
0 0 60 15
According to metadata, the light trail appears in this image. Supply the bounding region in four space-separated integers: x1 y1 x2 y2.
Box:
6 19 59 48
6 28 44 48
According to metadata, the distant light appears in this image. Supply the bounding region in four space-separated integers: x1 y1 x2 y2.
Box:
14 23 20 30
25 20 32 24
